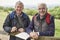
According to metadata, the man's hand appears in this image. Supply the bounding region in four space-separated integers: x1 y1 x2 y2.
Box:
18 28 24 33
11 27 17 32
30 32 39 39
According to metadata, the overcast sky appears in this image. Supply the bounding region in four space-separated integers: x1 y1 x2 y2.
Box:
0 0 60 8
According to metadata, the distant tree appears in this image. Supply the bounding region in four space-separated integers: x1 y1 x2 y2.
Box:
24 9 37 16
49 6 60 19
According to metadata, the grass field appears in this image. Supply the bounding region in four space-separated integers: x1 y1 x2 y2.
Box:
0 11 60 37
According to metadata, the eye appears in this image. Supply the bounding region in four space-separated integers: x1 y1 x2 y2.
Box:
16 5 22 8
42 8 45 9
38 8 41 10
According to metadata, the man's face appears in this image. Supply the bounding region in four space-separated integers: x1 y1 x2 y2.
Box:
15 4 23 14
38 5 47 16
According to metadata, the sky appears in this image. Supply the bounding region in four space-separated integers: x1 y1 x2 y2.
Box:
0 0 60 8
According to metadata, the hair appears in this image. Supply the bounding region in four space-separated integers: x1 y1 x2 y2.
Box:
15 1 24 8
38 3 47 8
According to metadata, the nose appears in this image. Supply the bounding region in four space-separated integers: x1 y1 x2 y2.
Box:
40 9 43 12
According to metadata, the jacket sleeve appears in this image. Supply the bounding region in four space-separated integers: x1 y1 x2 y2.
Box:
26 17 34 34
23 15 30 31
39 16 55 36
3 14 12 33
26 15 30 27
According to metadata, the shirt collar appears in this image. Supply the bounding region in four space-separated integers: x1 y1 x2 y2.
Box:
13 11 24 17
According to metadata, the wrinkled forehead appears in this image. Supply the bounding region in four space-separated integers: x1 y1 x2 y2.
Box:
38 3 47 8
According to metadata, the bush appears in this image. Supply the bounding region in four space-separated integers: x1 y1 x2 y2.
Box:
49 6 60 19
24 9 37 16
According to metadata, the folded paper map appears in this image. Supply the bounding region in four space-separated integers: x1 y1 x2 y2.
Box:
15 32 30 40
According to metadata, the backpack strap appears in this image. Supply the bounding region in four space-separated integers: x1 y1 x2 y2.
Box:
9 11 16 20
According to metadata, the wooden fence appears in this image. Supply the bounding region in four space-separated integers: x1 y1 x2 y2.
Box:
32 36 60 40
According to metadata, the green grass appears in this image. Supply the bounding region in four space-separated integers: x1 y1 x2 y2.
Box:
55 19 60 37
0 11 8 30
0 11 60 37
